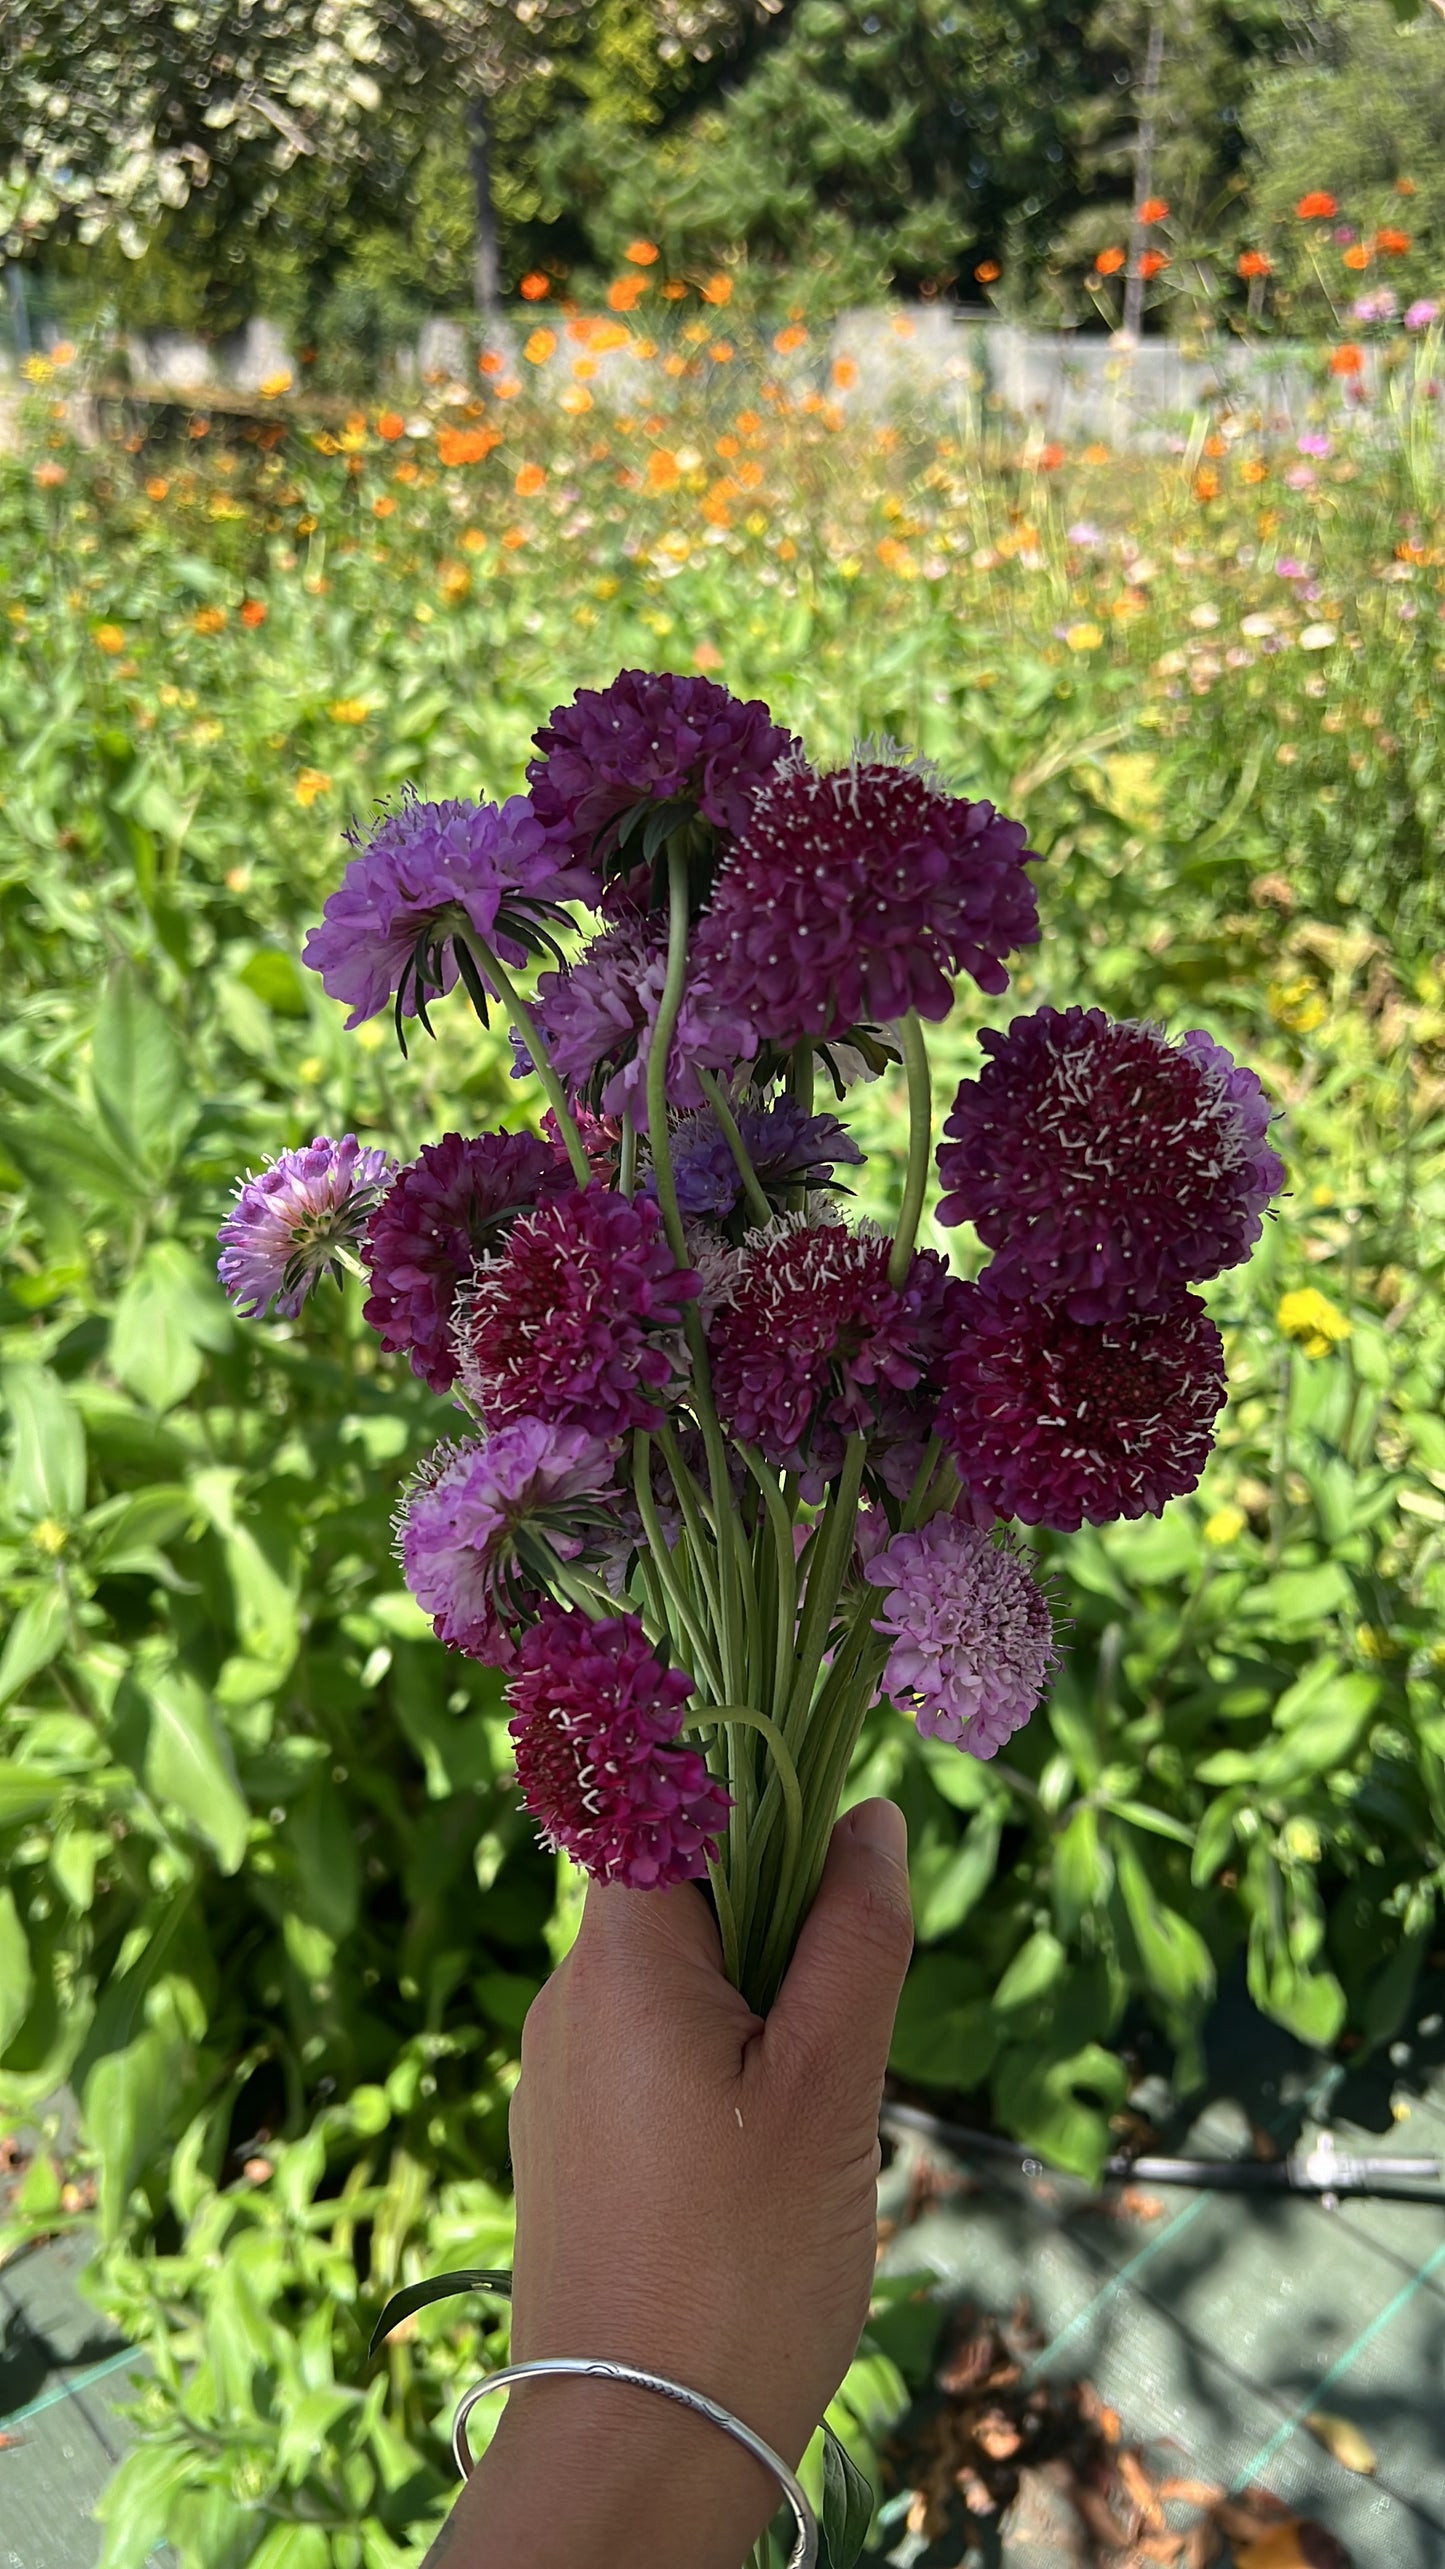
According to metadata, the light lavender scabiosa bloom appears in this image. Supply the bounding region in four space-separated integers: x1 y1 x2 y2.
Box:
1405 300 1440 333
397 1422 620 1667
869 1513 1062 1759
218 1135 395 1319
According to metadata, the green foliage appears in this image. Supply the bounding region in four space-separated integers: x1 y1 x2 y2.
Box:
2 362 1444 2554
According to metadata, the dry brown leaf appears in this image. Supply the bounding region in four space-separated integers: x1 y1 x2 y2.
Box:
1159 2478 1227 2508
1235 2521 1351 2569
1303 2411 1377 2476
1120 2187 1168 2221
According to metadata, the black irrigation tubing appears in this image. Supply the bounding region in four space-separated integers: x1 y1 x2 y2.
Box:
879 2097 1443 2199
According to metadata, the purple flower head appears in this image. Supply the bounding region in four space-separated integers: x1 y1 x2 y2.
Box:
644 1094 865 1225
1066 520 1104 548
302 790 597 1032
1295 433 1332 459
870 1514 1062 1759
363 1129 573 1393
938 1270 1227 1530
397 1423 620 1667
506 1604 731 1886
527 669 797 877
935 1008 1285 1320
520 916 752 1133
1276 556 1309 578
695 746 1042 1048
218 1134 394 1319
1405 300 1441 333
1352 291 1397 326
708 1213 925 1479
456 1186 699 1434
866 1246 971 1500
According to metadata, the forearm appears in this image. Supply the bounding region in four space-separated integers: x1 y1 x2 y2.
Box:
422 2376 783 2569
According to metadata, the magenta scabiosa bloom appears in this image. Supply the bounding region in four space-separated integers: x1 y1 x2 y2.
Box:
708 1215 924 1477
866 1246 972 1499
302 790 596 1031
397 1423 620 1667
519 916 751 1131
1405 299 1440 333
218 1134 394 1319
506 1605 731 1886
363 1129 572 1394
938 1271 1226 1529
870 1515 1062 1758
457 1187 699 1433
527 668 797 869
936 1009 1285 1320
696 748 1042 1046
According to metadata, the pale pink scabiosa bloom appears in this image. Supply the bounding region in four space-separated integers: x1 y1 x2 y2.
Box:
1404 299 1440 333
363 1129 573 1393
506 1605 731 1886
218 1134 394 1318
302 790 597 1031
520 914 750 1131
398 1423 620 1665
457 1187 699 1432
870 1514 1062 1758
938 1271 1227 1529
936 1008 1285 1320
708 1213 926 1479
527 668 796 871
696 747 1041 1046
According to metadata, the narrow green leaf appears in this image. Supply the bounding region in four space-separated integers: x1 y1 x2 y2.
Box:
368 2267 512 2358
0 1583 70 1706
3 1364 86 1523
818 2420 874 2569
91 962 193 1172
0 1886 34 2054
139 1669 249 1873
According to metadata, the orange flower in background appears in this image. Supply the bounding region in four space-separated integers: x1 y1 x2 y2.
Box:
1241 457 1268 484
296 769 331 807
515 461 546 496
1138 197 1169 224
736 409 762 436
590 321 631 354
1376 228 1411 255
145 474 170 500
1082 441 1110 464
1342 244 1370 271
372 494 396 516
193 605 227 635
693 641 723 671
1238 250 1272 280
1203 432 1227 457
646 449 681 493
524 328 558 364
662 353 687 377
700 274 733 306
661 280 688 301
501 528 528 551
607 276 648 311
376 409 407 440
974 259 1001 283
1138 249 1170 279
709 342 735 363
1396 176 1416 195
773 324 808 354
1095 247 1126 276
831 355 859 389
494 377 521 400
93 623 126 654
1330 342 1364 375
478 351 505 376
1194 467 1220 502
1039 442 1066 470
438 425 499 465
240 599 268 626
559 385 594 415
520 272 551 300
1296 191 1337 219
625 239 660 265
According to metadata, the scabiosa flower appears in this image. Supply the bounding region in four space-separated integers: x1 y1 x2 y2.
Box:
708 1214 924 1477
866 1246 972 1499
527 669 797 870
457 1187 699 1433
938 1271 1226 1530
397 1423 620 1666
870 1515 1062 1758
645 1094 864 1223
936 1009 1285 1321
506 1605 731 1886
1405 299 1441 333
696 746 1041 1046
363 1130 573 1394
520 915 751 1130
218 1135 394 1318
302 790 597 1031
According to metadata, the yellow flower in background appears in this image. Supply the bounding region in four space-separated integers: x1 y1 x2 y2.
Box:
327 699 370 724
92 623 126 654
1277 1286 1352 1357
525 328 558 365
1065 622 1104 651
259 371 294 399
296 769 332 807
1203 1503 1247 1546
193 605 227 635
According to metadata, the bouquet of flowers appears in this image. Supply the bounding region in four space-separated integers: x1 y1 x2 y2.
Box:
219 668 1285 2016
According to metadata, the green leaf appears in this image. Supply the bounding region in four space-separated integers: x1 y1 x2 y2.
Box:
83 1483 197 1574
84 2024 187 2241
135 1668 249 1873
368 2267 512 2358
92 962 194 1173
110 1242 231 1413
818 2420 874 2569
1052 1804 1113 1937
0 1582 70 1705
1113 1838 1216 2013
889 1954 997 2090
95 2440 195 2569
991 2038 1130 2182
0 1765 64 1828
238 948 310 1017
911 1809 1001 1941
0 1886 34 2054
3 1363 86 1523
993 1928 1068 2016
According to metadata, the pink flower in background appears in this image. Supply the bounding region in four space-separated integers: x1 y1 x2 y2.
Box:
870 1514 1062 1758
398 1423 619 1665
1405 300 1440 332
218 1135 395 1318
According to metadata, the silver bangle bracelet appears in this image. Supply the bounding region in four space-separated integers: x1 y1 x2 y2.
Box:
452 2355 819 2569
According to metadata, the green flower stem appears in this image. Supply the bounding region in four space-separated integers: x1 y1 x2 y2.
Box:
631 1435 724 1697
900 1431 944 1527
781 1436 867 1748
751 1614 889 2007
736 1443 800 1720
787 1042 814 1116
654 1421 724 1637
684 1707 803 1901
706 1849 742 1988
694 1068 774 1228
465 936 592 1190
619 1107 638 1199
534 1551 619 1622
887 1011 933 1289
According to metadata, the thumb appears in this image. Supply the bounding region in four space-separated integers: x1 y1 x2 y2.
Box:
765 1800 913 2106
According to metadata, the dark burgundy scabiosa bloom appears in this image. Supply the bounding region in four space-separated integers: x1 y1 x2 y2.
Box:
870 1514 1062 1759
506 1605 732 1886
643 1095 864 1223
396 1422 620 1668
936 1008 1286 1321
519 915 750 1131
938 1269 1227 1530
362 1129 573 1394
527 669 797 869
218 1135 395 1318
695 747 1042 1047
708 1215 924 1479
866 1246 972 1499
302 790 597 1031
456 1187 699 1434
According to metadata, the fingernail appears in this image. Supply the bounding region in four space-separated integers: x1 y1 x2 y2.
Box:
848 1798 908 1865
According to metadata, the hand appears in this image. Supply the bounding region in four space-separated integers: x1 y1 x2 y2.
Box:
440 1798 913 2569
